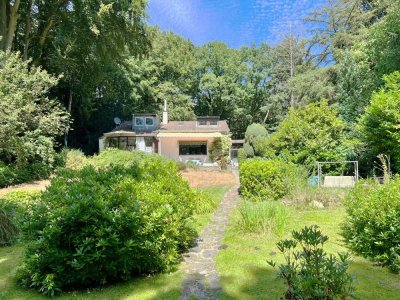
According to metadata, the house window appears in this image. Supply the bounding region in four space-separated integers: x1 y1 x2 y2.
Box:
179 142 207 155
109 137 118 148
127 137 136 150
108 137 136 151
135 117 144 126
144 137 153 147
145 117 154 126
198 120 207 126
119 137 128 150
210 120 218 125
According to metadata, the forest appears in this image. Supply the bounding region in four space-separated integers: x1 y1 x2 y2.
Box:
0 0 399 180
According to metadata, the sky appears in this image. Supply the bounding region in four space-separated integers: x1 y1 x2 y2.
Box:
148 0 328 48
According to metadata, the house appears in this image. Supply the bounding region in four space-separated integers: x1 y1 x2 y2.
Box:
99 101 231 165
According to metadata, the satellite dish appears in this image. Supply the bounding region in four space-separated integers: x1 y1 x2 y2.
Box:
113 117 121 125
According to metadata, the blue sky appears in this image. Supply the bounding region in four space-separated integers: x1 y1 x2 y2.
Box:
148 0 328 48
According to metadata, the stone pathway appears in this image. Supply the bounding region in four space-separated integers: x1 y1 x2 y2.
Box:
181 171 240 300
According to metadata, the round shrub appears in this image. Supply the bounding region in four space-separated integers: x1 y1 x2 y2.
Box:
17 163 197 296
239 159 296 201
63 149 88 170
343 177 400 273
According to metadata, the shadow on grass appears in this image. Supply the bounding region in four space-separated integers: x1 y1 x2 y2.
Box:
219 265 285 300
218 260 400 300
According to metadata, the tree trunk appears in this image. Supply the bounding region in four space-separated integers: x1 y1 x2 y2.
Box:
34 0 68 64
23 0 33 61
5 0 21 51
64 90 73 147
0 0 8 50
289 35 295 107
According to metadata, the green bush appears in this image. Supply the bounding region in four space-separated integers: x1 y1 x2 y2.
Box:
209 135 232 169
0 162 17 187
268 225 355 300
0 51 69 171
0 162 51 188
17 160 198 296
236 201 287 235
89 148 145 169
258 101 352 173
242 142 255 158
0 191 38 246
62 149 88 170
239 159 296 201
0 198 21 246
243 123 268 158
343 178 400 273
359 71 400 171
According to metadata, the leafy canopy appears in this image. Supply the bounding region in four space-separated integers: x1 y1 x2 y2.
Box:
0 51 69 166
260 101 351 172
359 71 400 171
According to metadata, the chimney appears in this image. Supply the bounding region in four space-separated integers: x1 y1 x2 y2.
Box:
162 100 168 124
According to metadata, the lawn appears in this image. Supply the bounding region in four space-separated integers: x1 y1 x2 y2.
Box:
217 205 400 300
0 184 231 300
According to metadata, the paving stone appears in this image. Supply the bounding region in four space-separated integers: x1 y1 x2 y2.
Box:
181 171 240 300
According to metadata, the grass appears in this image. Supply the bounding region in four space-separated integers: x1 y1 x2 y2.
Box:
191 185 232 233
216 205 400 300
0 184 232 300
235 201 288 235
0 245 182 300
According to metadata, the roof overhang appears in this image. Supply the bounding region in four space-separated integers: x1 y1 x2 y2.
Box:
104 131 157 137
157 132 223 138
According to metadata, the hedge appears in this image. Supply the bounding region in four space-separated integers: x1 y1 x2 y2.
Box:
239 159 296 201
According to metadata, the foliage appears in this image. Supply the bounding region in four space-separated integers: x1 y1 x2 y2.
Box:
0 191 38 246
366 2 400 81
242 143 255 158
343 177 400 273
209 135 232 169
0 198 21 246
243 123 268 158
89 148 173 172
359 71 400 171
268 225 355 300
260 101 351 173
17 159 198 296
192 190 221 214
0 162 52 188
236 201 287 235
3 0 150 153
239 159 297 201
336 51 376 125
0 51 69 167
63 149 88 170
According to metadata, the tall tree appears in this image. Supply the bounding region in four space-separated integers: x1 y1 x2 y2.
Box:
0 0 21 51
8 0 151 152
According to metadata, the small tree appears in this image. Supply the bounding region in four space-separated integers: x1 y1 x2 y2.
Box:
209 135 232 169
262 101 351 172
268 225 355 300
243 123 268 157
0 51 69 167
360 71 400 171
